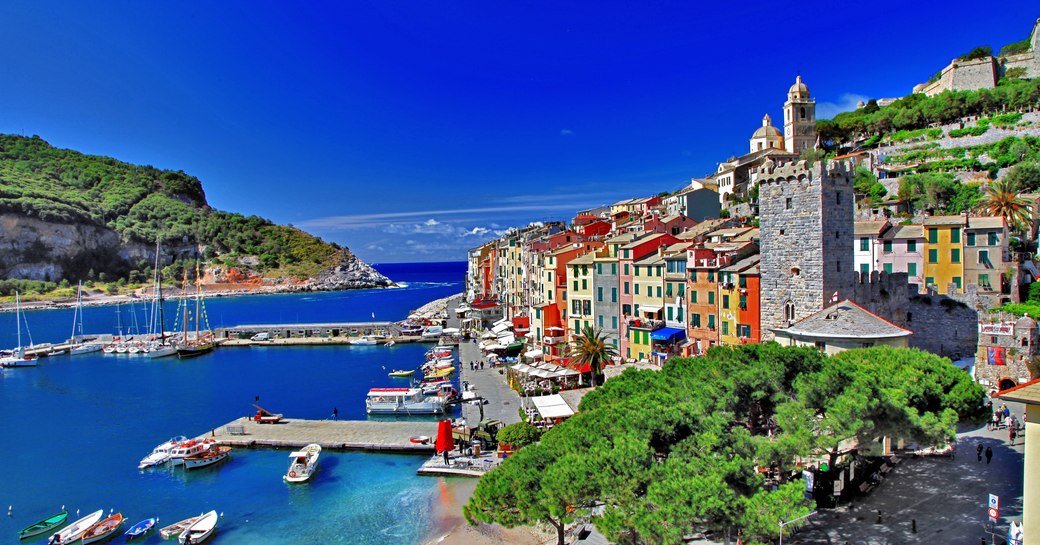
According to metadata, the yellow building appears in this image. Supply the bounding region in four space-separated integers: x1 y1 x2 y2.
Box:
628 253 666 361
923 216 966 293
568 252 596 335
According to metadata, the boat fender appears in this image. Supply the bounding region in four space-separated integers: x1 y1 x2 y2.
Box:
289 470 297 478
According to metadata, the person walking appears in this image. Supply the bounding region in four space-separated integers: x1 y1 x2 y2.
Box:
977 443 984 462
1010 426 1017 446
985 446 993 464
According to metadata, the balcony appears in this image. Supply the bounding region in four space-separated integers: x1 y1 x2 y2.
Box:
721 282 735 290
627 318 664 331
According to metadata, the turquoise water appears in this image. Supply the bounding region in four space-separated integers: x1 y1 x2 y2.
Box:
0 262 467 544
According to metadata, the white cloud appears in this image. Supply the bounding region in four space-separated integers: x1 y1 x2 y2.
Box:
560 128 574 136
423 218 440 226
300 202 585 231
816 93 869 120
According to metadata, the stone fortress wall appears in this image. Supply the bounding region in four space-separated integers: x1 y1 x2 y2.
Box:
914 18 1040 96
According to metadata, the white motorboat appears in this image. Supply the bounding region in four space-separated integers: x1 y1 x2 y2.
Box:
50 509 104 544
178 510 217 544
146 344 178 358
139 435 188 469
184 446 232 470
365 387 446 415
168 439 217 466
284 443 321 483
421 325 444 339
348 336 378 345
70 343 103 355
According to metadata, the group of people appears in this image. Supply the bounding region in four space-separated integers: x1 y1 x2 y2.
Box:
987 402 1026 445
468 360 485 370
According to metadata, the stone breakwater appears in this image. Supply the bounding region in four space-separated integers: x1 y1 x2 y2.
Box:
409 293 462 321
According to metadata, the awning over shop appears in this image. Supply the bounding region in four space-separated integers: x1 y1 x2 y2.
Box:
640 306 661 314
523 349 544 359
530 394 575 419
650 327 686 342
492 322 511 334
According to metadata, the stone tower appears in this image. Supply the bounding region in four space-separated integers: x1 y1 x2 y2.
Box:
783 76 817 155
756 159 855 339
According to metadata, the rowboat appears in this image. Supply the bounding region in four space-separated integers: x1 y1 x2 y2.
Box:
159 515 202 540
18 510 67 540
81 513 124 544
388 369 414 377
178 510 217 544
184 446 232 470
49 509 103 544
284 444 321 483
124 517 157 540
424 366 454 379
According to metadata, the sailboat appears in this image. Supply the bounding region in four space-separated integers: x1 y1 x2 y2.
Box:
1 292 39 367
70 282 103 355
147 243 177 359
176 261 215 359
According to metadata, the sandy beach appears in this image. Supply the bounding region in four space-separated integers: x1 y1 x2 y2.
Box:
422 477 551 545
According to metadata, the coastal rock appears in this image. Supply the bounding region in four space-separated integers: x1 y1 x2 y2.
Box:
302 251 395 291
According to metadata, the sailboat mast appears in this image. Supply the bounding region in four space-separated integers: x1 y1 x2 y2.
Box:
15 291 22 350
70 282 80 341
194 260 201 339
154 242 166 344
182 269 189 344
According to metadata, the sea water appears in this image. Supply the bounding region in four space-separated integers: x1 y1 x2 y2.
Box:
0 262 467 544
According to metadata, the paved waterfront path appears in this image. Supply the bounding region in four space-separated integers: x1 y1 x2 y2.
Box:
448 295 522 426
198 416 437 452
791 398 1025 545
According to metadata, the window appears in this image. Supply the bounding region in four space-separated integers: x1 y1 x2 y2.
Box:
951 248 960 263
624 264 630 275
634 284 640 295
597 287 603 302
722 294 730 309
739 294 747 309
784 301 795 322
738 324 751 338
799 106 806 119
634 266 640 277
883 263 893 274
666 284 673 297
656 286 662 298
692 313 701 327
989 232 999 246
739 276 747 288
967 232 976 246
708 271 715 282
908 262 917 276
980 274 991 289
979 249 990 265
928 229 937 244
708 315 715 329
623 250 630 259
883 240 892 253
611 287 617 302
622 304 631 315
928 249 938 263
690 270 697 282
624 282 630 294
836 193 841 205
860 264 869 275
598 315 604 327
708 291 715 305
925 276 934 287
785 197 792 210
612 316 618 329
951 228 960 244
583 300 591 315
582 279 588 289
667 307 673 321
596 263 602 274
953 276 962 290
611 263 617 274
691 291 697 303
722 322 729 335
907 240 917 252
573 280 578 291
860 238 869 251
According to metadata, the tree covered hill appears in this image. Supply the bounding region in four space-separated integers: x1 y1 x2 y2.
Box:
0 133 371 287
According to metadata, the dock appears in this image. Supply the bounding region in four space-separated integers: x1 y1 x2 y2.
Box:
416 452 501 477
198 416 438 452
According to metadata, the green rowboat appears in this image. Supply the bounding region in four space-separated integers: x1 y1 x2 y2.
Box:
19 510 68 540
388 369 414 377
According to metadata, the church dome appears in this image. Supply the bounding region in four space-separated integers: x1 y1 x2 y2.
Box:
751 114 783 139
788 75 810 100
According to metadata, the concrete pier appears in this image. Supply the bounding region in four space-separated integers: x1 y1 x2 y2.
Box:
198 416 438 452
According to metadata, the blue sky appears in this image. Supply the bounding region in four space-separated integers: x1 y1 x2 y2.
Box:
0 2 1036 262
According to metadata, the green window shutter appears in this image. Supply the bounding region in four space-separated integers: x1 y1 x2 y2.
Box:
612 288 617 302
907 240 917 252
954 276 962 289
989 232 998 246
708 315 715 329
860 264 869 274
656 286 662 297
635 284 640 295
692 314 701 327
951 249 960 264
928 249 938 263
690 270 697 281
860 238 869 251
925 276 934 286
967 232 976 246
624 282 629 294
597 287 603 301
722 322 729 335
883 263 893 274
951 228 960 244
691 291 697 303
708 291 715 305
908 262 917 276
928 229 937 243
883 240 892 253
722 294 729 309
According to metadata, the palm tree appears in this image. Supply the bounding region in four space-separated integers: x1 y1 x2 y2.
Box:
567 325 618 388
978 178 1032 233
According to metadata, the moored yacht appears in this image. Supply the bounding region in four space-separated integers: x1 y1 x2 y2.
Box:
284 443 321 483
138 435 188 469
168 439 217 466
365 387 446 414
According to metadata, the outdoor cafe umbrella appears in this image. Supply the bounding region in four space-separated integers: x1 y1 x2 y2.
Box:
435 419 453 454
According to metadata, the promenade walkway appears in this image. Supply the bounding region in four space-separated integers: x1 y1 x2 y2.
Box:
447 295 522 426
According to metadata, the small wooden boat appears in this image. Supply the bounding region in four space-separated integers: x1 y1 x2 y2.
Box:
159 515 202 540
178 510 217 544
424 366 454 379
284 444 321 483
81 513 124 544
49 509 102 544
18 510 67 540
184 446 232 470
388 369 414 377
124 517 157 540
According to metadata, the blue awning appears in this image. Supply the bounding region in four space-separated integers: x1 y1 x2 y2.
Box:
650 327 686 342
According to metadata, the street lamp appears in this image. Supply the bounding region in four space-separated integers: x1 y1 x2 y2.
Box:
779 511 817 545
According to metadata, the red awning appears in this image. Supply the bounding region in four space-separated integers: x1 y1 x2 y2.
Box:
574 362 591 373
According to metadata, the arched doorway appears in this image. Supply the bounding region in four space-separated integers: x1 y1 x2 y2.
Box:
998 378 1017 392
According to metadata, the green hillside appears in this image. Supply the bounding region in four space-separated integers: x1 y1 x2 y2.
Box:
0 134 343 285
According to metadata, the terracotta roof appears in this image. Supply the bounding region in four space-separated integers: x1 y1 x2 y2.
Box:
774 300 913 340
998 378 1040 405
854 220 890 236
620 233 670 250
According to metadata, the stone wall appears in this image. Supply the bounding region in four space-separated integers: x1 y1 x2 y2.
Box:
1002 18 1040 80
915 56 999 97
758 159 855 339
974 313 1037 389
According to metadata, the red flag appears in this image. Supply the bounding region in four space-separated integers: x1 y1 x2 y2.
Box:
830 292 839 303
